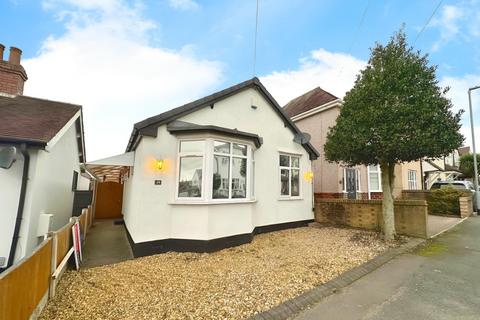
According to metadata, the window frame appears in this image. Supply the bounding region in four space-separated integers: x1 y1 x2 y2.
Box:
212 139 249 201
278 152 302 199
408 169 417 190
175 137 254 203
175 139 206 201
367 165 382 192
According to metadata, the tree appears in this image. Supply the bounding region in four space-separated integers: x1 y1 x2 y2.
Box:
459 153 480 178
324 30 464 240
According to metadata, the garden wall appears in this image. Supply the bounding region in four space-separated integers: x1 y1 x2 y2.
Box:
459 196 473 218
314 198 428 238
401 190 430 201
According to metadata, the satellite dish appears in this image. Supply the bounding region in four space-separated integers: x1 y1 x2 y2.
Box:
0 146 17 169
293 132 311 144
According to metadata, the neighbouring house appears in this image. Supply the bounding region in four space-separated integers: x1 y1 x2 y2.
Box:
422 146 470 189
86 78 319 257
0 45 90 271
283 87 423 200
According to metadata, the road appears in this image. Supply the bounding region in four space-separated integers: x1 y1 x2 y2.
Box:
295 217 480 320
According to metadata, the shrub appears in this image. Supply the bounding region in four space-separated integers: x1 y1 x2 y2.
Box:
427 187 469 216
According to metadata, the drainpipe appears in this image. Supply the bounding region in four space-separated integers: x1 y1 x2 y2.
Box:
420 160 424 190
5 144 29 270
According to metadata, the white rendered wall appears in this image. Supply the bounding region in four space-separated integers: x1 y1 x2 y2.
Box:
0 145 23 266
123 88 314 244
18 123 85 258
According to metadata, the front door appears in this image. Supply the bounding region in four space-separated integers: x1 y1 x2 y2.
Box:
345 168 357 199
95 182 123 219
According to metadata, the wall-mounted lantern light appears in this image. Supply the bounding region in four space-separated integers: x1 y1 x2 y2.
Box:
304 171 314 182
156 159 164 171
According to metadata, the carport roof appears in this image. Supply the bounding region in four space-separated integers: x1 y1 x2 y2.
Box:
85 152 134 182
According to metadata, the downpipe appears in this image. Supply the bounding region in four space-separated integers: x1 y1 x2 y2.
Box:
3 143 29 271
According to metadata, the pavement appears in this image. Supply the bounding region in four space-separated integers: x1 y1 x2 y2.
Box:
295 217 480 320
81 219 133 268
427 214 463 237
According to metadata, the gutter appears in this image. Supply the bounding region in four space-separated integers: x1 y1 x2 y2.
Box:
4 143 29 270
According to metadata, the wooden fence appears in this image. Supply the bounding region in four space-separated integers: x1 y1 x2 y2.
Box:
0 205 94 320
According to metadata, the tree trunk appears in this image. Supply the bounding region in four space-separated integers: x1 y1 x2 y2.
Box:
380 162 396 240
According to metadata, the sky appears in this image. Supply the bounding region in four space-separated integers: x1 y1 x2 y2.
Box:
1 0 480 160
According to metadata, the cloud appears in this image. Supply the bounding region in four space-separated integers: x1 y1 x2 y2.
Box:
261 47 478 152
24 0 222 160
168 0 199 11
440 74 480 148
260 49 366 106
431 5 464 51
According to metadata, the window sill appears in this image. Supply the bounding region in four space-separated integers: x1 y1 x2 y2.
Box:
168 199 257 205
278 197 303 201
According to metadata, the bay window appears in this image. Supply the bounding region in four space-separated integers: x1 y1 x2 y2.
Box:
279 154 301 198
177 140 205 198
213 140 248 199
176 138 252 202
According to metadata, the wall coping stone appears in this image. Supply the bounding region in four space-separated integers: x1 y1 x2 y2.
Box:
316 198 427 206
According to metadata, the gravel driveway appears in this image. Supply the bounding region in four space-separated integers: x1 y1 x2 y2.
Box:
40 226 400 320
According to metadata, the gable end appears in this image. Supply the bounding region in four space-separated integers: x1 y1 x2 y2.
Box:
126 78 319 160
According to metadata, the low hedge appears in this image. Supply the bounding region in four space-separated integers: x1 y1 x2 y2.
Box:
427 187 469 216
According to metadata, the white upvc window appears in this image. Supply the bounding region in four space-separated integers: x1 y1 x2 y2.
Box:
279 154 301 198
368 165 382 192
177 140 205 199
176 138 253 202
212 140 248 200
408 170 417 190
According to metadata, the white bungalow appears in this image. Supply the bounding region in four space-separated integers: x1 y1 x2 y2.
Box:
87 78 319 257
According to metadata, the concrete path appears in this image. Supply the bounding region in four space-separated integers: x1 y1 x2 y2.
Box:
82 219 133 268
295 217 480 320
427 214 463 237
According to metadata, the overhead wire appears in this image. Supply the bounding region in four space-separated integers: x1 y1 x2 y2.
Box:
253 0 259 77
338 0 371 79
413 0 444 45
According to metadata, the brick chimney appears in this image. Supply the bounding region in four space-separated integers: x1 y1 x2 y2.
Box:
0 45 28 96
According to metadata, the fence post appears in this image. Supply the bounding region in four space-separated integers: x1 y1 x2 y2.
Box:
89 205 93 227
87 205 92 229
82 209 88 242
48 231 58 298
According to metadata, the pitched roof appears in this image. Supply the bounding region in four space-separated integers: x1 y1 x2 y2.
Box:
126 77 319 159
0 95 81 146
283 87 339 118
458 146 470 156
167 121 263 148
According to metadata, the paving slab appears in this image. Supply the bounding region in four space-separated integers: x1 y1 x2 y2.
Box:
427 214 463 237
81 219 133 268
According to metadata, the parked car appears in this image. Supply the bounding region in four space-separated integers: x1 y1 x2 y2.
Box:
430 180 478 210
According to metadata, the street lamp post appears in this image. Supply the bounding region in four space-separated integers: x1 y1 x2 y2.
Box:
468 86 480 210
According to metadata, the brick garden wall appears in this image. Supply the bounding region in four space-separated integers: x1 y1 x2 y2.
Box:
401 190 431 201
459 196 473 218
314 198 428 238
